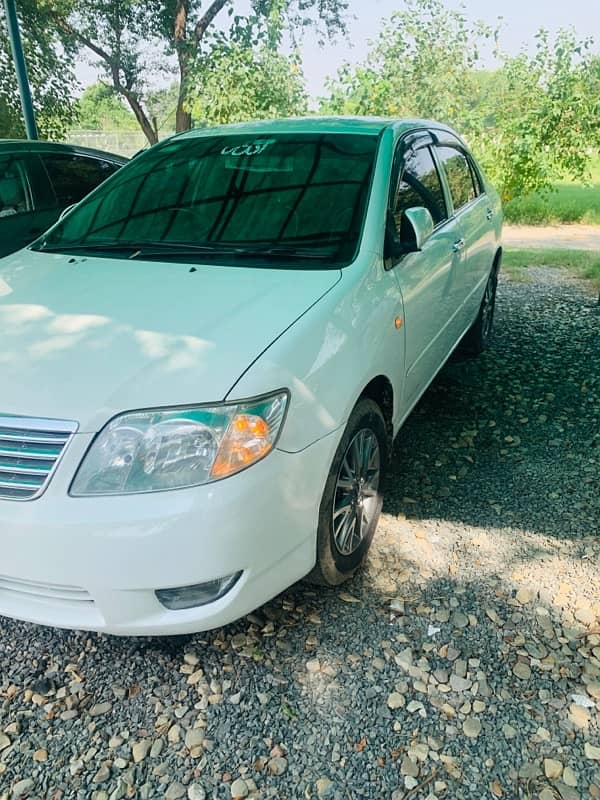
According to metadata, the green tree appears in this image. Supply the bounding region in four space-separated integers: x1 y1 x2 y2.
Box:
190 42 307 125
145 83 180 132
73 83 138 130
321 0 497 125
0 0 77 139
473 30 600 200
44 0 348 144
321 0 600 200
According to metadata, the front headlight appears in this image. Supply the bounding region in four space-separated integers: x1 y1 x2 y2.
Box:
70 391 288 496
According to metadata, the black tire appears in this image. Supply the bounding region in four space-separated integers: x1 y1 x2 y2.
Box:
307 398 389 586
461 257 500 355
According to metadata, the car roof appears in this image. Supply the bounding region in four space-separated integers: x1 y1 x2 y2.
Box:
0 139 128 163
173 115 460 141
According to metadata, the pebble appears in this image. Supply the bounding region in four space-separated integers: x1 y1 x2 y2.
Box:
462 718 482 738
516 587 535 604
401 756 419 777
0 733 11 751
316 777 334 797
230 778 249 799
544 758 563 779
89 702 112 717
165 783 187 800
150 739 164 758
450 611 468 629
12 779 34 799
185 728 204 750
584 742 600 760
32 749 48 762
93 765 111 783
132 739 151 763
586 681 600 700
568 704 589 728
268 756 288 775
562 767 577 787
513 662 531 680
387 692 405 709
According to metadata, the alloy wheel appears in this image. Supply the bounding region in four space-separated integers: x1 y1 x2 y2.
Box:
332 428 381 556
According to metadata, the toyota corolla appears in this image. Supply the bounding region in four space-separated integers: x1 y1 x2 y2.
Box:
0 117 502 635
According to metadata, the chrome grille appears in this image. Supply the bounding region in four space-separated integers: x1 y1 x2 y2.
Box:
0 415 78 501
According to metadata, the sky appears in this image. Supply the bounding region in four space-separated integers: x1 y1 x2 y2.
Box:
77 0 600 99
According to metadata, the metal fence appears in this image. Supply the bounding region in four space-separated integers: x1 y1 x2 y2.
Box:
66 130 175 158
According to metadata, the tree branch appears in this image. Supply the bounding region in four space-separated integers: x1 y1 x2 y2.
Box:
50 14 113 65
194 0 230 43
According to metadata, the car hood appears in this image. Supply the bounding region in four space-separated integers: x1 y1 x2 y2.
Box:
0 250 340 432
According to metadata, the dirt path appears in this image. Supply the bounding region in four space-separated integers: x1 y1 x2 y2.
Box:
504 223 600 250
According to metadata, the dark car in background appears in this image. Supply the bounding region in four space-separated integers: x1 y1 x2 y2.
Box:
0 141 127 258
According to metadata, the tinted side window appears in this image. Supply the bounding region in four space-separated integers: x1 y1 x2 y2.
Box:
0 157 32 217
42 155 119 206
437 146 478 211
393 146 447 231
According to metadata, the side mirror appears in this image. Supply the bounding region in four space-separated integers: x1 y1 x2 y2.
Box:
404 207 434 250
385 206 435 260
58 203 76 221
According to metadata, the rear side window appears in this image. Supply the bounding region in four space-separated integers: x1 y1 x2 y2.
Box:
42 154 119 206
436 146 479 211
393 146 447 231
0 157 32 217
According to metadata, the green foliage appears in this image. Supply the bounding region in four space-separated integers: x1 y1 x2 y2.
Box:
0 0 77 139
190 40 307 125
503 160 600 225
39 0 348 143
73 83 138 130
322 0 497 123
145 84 180 132
321 0 600 202
473 32 600 201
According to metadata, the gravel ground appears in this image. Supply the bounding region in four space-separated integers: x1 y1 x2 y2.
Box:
1 267 599 800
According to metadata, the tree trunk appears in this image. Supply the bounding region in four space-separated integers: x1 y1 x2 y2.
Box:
174 0 193 133
123 91 159 146
175 79 192 133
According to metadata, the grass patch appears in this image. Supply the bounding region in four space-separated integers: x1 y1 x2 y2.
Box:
503 248 600 289
503 154 600 225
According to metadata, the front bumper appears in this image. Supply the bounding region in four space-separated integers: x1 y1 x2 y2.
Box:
0 431 337 635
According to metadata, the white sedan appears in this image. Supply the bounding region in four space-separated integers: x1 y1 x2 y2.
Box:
0 117 502 634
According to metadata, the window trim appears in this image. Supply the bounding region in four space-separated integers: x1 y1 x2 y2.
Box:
385 130 450 269
431 140 486 218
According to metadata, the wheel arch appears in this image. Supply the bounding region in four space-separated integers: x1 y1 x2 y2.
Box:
493 246 503 274
358 375 394 446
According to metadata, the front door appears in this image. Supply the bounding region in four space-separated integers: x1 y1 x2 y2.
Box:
387 139 465 413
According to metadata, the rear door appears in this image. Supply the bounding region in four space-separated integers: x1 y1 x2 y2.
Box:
434 142 496 330
388 134 466 411
0 153 39 257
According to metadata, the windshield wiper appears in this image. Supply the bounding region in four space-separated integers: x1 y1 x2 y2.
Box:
236 246 329 260
35 240 329 261
35 241 144 254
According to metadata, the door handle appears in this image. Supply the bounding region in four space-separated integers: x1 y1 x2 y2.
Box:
452 238 465 253
486 209 493 220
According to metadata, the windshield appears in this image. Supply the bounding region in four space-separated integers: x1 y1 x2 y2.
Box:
33 132 379 268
